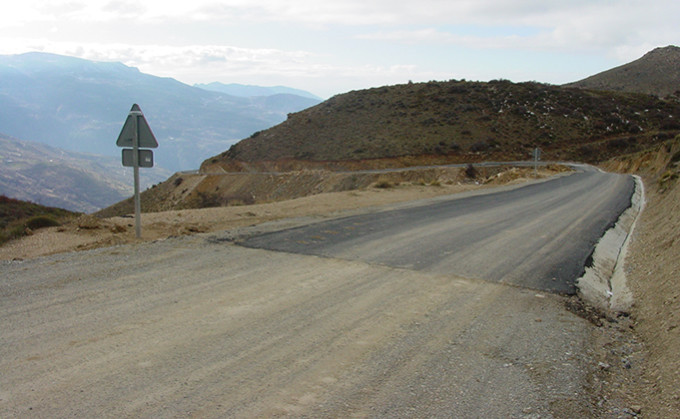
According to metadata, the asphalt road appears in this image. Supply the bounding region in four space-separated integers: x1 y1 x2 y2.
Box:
240 166 635 294
0 167 635 418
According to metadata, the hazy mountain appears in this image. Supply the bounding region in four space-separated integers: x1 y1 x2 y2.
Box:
195 82 323 100
0 133 171 213
0 52 321 172
564 45 680 97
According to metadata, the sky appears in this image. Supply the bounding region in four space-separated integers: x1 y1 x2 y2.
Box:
0 0 678 98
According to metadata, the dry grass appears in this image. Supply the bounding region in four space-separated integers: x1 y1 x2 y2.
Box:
0 195 78 245
207 79 680 172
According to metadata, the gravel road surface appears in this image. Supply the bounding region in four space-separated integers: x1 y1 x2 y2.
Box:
0 168 633 418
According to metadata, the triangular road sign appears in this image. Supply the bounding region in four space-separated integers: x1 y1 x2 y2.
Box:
116 104 159 148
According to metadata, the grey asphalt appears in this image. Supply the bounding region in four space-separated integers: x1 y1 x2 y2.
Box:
239 167 634 294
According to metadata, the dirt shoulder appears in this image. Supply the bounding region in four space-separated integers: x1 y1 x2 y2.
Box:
0 167 556 261
596 179 680 418
595 139 680 417
630 181 680 416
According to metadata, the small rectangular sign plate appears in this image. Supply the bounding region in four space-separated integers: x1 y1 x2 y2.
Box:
122 149 154 168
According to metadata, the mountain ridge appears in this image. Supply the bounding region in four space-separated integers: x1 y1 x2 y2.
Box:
195 82 322 100
0 132 171 212
0 52 321 172
201 46 680 173
564 45 680 97
201 79 680 173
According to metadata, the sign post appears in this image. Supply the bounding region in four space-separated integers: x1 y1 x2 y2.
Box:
116 104 158 238
533 147 541 177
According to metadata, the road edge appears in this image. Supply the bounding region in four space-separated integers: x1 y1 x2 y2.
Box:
576 175 645 313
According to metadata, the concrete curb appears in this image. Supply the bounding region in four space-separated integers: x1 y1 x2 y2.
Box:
576 175 645 314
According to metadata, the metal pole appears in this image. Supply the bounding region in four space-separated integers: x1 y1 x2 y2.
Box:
133 112 141 238
533 148 539 178
534 150 537 177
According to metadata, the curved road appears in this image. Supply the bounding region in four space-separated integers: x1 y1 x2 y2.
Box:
0 166 634 418
240 166 634 294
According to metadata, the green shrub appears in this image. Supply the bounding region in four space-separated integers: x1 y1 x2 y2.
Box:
195 192 255 208
0 225 27 245
670 150 680 164
375 180 394 189
658 169 679 191
25 215 61 230
465 164 478 179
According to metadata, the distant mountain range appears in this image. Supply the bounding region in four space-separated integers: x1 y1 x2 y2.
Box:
565 45 680 97
0 52 322 172
195 82 323 100
0 133 171 212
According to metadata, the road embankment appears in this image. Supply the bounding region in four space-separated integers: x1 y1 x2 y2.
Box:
577 175 644 313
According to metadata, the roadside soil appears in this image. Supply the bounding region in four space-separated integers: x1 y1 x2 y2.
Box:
594 140 680 418
0 167 556 261
591 179 680 418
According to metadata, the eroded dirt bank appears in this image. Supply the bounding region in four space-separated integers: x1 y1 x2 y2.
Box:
1 166 558 261
594 140 680 417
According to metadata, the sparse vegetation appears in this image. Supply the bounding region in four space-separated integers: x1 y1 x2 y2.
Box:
0 195 78 245
202 77 680 173
658 170 679 190
565 46 680 98
194 192 255 208
465 164 478 179
375 180 394 189
25 215 61 230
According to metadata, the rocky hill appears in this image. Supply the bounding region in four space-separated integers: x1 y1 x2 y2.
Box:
565 45 680 97
202 78 680 172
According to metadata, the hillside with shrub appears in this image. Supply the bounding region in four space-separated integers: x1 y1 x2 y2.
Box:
565 45 680 98
202 79 680 172
0 195 78 245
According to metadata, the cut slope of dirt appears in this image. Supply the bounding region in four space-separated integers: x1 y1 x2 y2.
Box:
97 163 551 216
1 166 560 261
595 137 680 417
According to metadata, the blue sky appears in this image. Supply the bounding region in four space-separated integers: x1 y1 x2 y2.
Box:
0 0 677 98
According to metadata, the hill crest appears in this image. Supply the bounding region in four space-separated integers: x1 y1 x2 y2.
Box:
564 45 680 97
202 78 680 172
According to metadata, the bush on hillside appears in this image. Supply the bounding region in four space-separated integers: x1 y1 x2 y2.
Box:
465 164 478 179
25 215 61 230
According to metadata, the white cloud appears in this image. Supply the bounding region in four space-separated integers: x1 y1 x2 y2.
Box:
0 39 314 75
5 1 679 53
0 0 677 97
355 0 679 61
